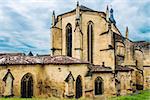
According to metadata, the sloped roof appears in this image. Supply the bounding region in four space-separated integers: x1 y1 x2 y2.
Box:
133 41 150 50
89 65 112 72
0 55 89 65
79 5 94 11
0 53 25 56
42 55 89 64
114 32 126 43
115 65 133 71
28 51 34 56
58 5 105 16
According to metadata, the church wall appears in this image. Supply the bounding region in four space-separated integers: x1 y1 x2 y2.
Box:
0 65 40 97
0 63 88 98
124 40 135 66
52 11 124 71
61 14 76 56
134 50 144 70
143 67 150 89
81 12 115 69
44 64 88 98
100 50 115 69
51 27 62 55
81 12 106 63
44 64 88 82
92 73 116 96
116 71 132 95
143 49 150 66
111 24 121 35
130 68 137 92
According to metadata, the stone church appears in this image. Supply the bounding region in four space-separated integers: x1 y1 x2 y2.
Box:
0 2 150 99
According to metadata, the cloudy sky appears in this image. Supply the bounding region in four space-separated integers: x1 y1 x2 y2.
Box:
0 0 149 55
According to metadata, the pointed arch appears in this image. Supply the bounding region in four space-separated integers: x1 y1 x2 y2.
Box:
94 77 104 95
2 69 14 97
75 75 82 98
87 21 94 63
66 23 72 57
21 73 33 98
64 71 75 97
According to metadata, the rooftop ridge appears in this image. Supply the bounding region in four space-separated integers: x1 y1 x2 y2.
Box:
57 4 105 17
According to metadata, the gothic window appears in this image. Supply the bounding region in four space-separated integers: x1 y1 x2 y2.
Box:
66 23 72 57
87 21 93 63
2 69 14 97
64 72 75 97
95 77 104 95
75 75 82 98
21 73 33 98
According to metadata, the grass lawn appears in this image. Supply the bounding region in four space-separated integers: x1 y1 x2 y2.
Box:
0 90 150 100
111 90 150 100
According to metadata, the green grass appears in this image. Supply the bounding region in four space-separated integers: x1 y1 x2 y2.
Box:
0 90 150 100
111 90 150 100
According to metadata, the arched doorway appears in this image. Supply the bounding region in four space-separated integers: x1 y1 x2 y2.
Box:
95 77 103 95
75 75 82 98
21 73 33 98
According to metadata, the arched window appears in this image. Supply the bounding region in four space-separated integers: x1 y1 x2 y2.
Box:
87 21 93 63
66 23 72 57
21 73 33 98
75 75 82 98
95 77 104 95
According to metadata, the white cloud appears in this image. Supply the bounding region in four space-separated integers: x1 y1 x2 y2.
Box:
0 0 149 54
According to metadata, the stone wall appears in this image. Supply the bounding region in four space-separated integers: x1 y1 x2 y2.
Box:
92 73 116 96
52 11 122 70
143 67 150 89
0 64 88 98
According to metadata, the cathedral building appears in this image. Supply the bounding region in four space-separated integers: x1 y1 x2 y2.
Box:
0 2 149 99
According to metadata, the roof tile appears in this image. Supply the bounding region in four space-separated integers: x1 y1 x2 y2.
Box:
0 55 89 65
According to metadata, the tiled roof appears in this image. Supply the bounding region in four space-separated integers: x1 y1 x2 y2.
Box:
0 53 25 56
115 65 133 71
89 65 112 72
79 5 94 11
42 55 89 64
114 32 126 43
0 55 89 65
58 5 105 16
133 41 150 50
